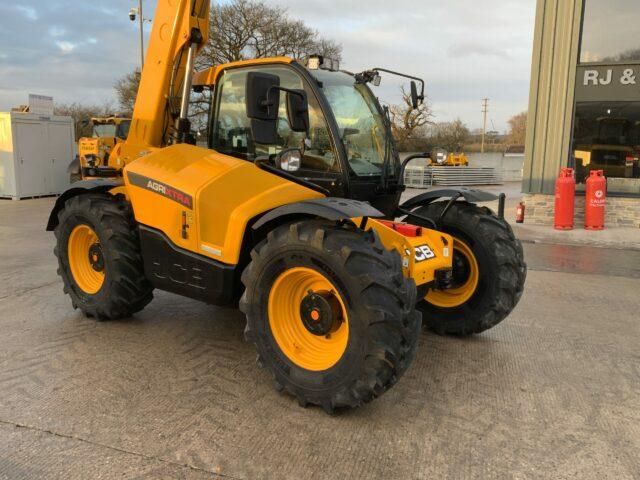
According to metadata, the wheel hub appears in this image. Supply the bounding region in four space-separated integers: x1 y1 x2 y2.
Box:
451 249 471 288
88 243 105 272
300 291 341 336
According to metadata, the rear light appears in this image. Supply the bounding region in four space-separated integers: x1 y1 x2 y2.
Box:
378 220 423 237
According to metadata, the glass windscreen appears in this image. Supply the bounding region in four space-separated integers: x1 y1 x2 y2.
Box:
572 102 640 194
312 70 389 177
580 0 640 63
93 124 117 138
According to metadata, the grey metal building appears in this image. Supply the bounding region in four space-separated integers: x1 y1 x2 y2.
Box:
523 0 640 227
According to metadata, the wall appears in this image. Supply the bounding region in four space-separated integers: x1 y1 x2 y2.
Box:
468 153 524 181
523 193 640 228
522 0 584 195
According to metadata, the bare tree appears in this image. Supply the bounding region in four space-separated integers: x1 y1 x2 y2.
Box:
114 69 141 115
507 111 527 146
427 119 470 152
54 102 115 140
198 0 342 69
389 87 433 148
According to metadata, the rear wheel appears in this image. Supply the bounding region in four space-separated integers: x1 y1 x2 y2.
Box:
412 202 526 336
240 220 421 413
54 193 153 320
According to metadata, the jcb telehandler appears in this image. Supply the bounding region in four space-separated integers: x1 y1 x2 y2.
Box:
47 0 526 412
68 116 132 183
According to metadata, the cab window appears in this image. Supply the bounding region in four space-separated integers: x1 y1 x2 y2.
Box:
211 65 338 173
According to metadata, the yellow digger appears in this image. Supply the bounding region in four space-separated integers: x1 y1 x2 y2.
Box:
68 116 131 182
47 0 526 412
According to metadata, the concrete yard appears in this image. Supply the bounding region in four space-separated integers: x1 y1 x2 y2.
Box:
1 197 639 479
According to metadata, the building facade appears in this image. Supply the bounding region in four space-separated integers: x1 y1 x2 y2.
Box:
523 0 640 227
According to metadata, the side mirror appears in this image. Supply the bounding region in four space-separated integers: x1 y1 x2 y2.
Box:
246 72 280 144
246 72 280 121
277 148 302 172
410 81 419 109
286 89 309 133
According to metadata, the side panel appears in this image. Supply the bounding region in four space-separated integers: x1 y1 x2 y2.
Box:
139 226 235 305
124 144 324 265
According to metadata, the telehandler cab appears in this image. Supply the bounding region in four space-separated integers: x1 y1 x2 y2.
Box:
47 0 526 412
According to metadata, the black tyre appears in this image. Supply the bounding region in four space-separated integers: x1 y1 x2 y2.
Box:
54 193 153 320
240 220 421 413
412 202 526 336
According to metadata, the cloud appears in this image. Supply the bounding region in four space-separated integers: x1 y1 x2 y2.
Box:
447 43 510 60
0 0 536 131
56 41 76 53
49 26 66 37
16 5 37 21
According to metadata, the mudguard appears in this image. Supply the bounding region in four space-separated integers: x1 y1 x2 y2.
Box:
252 198 384 231
400 188 498 209
46 179 124 231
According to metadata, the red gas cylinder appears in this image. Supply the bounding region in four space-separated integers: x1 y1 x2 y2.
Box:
515 202 525 223
585 170 606 230
554 167 576 230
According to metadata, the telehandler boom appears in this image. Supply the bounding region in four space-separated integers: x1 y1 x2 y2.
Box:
47 0 526 412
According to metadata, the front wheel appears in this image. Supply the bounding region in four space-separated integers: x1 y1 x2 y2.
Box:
240 220 420 413
53 193 153 320
412 202 526 336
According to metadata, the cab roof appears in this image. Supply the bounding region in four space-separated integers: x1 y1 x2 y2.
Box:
192 57 294 87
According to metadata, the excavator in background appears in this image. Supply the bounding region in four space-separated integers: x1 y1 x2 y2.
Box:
68 116 131 182
47 0 526 412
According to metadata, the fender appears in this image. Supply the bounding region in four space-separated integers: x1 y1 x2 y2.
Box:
46 179 124 231
252 197 384 231
400 188 498 209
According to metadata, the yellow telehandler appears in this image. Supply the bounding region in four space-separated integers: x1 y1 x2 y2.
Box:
47 0 526 412
68 116 131 182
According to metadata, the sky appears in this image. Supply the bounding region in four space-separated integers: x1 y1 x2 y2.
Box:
0 0 536 132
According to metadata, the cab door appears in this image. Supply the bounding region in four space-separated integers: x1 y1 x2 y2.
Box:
209 63 345 196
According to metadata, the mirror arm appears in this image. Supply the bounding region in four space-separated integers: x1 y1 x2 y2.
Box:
263 86 304 107
399 152 430 187
372 67 425 101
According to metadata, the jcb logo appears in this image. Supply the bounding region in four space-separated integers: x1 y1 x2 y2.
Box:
414 244 435 262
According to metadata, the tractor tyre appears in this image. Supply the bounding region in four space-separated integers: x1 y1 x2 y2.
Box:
53 193 153 320
240 220 421 413
412 202 526 336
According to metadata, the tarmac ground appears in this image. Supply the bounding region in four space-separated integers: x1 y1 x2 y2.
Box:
1 196 639 479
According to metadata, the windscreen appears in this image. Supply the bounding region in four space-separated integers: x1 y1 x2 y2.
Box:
312 70 390 176
93 124 117 138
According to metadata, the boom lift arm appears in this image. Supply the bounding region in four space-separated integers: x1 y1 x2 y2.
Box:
119 0 210 163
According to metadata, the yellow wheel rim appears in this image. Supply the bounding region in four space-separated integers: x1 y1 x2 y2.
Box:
426 237 479 308
268 267 349 371
68 224 105 294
